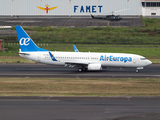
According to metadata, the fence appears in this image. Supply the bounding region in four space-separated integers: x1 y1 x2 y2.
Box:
5 42 160 46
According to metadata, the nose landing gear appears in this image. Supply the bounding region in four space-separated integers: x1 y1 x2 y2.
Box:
136 69 139 73
136 67 143 73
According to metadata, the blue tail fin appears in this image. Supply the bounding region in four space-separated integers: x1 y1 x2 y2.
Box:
15 26 48 52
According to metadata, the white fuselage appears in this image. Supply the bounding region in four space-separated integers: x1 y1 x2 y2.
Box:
20 51 152 68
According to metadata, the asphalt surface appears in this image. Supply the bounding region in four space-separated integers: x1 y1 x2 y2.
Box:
0 17 157 120
0 64 159 120
0 63 159 78
0 97 160 120
0 18 142 27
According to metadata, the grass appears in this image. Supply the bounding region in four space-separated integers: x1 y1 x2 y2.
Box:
0 19 157 44
148 58 160 64
0 44 160 64
0 77 160 96
8 26 160 45
0 18 160 62
0 57 35 63
5 19 160 45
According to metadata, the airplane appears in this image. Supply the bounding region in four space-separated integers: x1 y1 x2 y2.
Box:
15 26 152 72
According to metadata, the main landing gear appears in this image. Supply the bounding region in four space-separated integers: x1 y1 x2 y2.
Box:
78 68 87 72
78 68 83 72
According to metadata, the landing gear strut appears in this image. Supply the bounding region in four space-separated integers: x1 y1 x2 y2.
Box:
136 67 143 73
78 67 88 72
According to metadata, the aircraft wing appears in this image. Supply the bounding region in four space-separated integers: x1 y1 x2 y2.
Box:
65 61 101 68
49 6 58 10
65 61 88 66
37 6 46 10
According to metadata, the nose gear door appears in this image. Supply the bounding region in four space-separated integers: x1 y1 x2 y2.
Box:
133 58 136 63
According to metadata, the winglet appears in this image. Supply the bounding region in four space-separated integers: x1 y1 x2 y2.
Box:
73 44 79 52
49 52 57 61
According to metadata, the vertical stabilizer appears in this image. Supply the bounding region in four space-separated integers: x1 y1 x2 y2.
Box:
15 26 48 52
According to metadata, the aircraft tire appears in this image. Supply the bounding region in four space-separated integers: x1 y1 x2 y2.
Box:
136 69 139 73
78 68 83 72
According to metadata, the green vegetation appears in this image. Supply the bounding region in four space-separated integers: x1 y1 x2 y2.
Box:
0 18 160 62
142 18 160 28
7 18 160 45
0 19 159 97
9 26 160 45
0 77 160 96
0 44 159 64
0 56 35 63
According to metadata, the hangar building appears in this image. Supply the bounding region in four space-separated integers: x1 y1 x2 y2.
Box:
141 0 160 16
0 0 159 17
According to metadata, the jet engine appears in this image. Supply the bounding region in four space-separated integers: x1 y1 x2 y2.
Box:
88 63 102 71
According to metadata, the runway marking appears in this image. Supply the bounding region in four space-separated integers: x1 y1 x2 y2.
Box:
153 75 160 76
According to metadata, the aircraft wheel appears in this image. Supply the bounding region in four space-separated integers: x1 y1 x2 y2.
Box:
136 69 139 73
78 68 83 72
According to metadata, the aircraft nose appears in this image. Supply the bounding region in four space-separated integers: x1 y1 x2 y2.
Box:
147 60 152 65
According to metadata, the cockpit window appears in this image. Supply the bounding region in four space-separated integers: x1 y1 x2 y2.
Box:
140 58 146 60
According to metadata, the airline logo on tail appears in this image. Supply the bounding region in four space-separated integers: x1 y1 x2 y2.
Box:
15 26 48 52
49 52 57 61
20 38 30 46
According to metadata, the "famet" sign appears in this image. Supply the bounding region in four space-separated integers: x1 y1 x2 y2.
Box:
74 5 103 13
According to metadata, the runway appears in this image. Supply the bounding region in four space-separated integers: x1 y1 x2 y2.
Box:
0 97 160 120
0 63 159 78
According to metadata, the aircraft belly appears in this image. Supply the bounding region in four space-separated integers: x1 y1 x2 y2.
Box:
20 55 36 61
102 61 133 67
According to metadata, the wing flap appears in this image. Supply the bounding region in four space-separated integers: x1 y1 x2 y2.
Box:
65 61 88 66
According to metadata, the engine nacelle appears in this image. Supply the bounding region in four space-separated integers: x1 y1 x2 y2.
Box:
88 63 102 71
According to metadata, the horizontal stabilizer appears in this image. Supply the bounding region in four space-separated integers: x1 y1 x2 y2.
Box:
13 52 30 55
